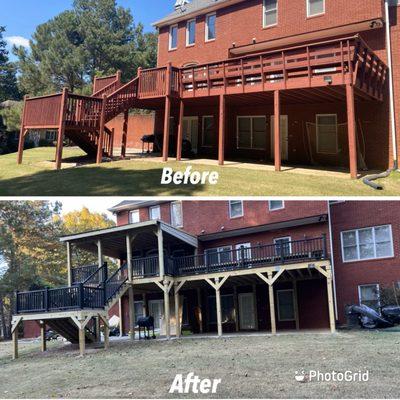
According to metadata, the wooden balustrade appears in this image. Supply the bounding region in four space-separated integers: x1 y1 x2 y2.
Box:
23 94 63 128
93 73 120 94
138 67 167 98
65 94 103 129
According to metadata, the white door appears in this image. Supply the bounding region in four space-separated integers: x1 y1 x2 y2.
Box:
183 117 199 153
270 115 288 161
235 243 252 266
148 300 164 330
274 236 292 257
238 293 256 330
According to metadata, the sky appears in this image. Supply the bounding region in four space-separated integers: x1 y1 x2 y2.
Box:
2 0 173 58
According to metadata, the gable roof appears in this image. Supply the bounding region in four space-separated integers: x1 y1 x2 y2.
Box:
153 0 244 28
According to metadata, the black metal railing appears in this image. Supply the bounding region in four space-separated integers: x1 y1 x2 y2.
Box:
173 236 328 276
132 255 160 278
104 263 128 302
82 263 108 286
71 264 100 285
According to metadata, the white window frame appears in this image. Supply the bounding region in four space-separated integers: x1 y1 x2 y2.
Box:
236 116 267 150
263 0 278 28
268 200 285 211
276 289 295 321
170 201 183 228
169 24 178 50
274 236 292 255
129 210 140 224
358 284 381 310
316 114 338 155
340 224 394 263
307 0 325 18
205 246 233 264
229 200 244 219
205 13 216 42
202 115 214 148
149 205 161 221
186 19 196 46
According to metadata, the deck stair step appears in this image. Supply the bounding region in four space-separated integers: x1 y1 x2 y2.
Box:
46 318 96 344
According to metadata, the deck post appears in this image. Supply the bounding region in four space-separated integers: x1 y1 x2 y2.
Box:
17 95 28 165
104 318 110 350
118 298 123 336
128 286 135 340
163 280 171 339
162 62 172 162
215 278 223 337
346 83 358 179
12 319 21 360
267 272 276 334
157 227 165 277
95 317 101 342
326 267 336 333
126 234 133 281
274 89 281 172
40 321 47 352
78 324 85 356
121 110 129 158
174 282 180 338
176 99 185 161
55 88 68 170
96 94 107 164
67 241 72 286
97 240 103 271
196 287 203 333
218 94 226 165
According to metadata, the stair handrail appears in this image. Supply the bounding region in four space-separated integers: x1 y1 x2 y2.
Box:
104 262 128 303
81 262 108 286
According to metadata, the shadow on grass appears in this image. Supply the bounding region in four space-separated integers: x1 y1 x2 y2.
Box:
0 164 205 196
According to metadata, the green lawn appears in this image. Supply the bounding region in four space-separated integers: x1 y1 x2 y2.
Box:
0 147 399 196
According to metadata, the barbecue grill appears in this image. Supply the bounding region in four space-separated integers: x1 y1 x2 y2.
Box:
137 316 156 340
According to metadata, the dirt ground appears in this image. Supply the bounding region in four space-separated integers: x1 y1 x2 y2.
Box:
0 331 399 399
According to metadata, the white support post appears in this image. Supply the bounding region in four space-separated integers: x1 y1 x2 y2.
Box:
67 242 72 286
97 240 103 271
174 283 180 338
215 278 223 337
118 298 123 337
163 280 171 339
40 321 46 352
157 228 165 277
326 267 336 333
126 234 133 281
78 320 86 356
267 272 276 335
197 287 203 333
129 286 135 340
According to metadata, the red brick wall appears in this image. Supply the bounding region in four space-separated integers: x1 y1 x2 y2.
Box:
23 321 41 338
106 114 155 151
330 201 400 323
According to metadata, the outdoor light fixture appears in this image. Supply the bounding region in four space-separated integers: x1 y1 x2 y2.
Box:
252 38 256 44
324 75 333 84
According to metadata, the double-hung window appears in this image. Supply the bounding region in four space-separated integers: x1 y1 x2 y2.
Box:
149 205 161 220
237 116 266 150
316 114 338 154
307 0 325 17
186 19 196 46
170 201 183 227
129 210 140 224
169 24 178 50
229 200 243 219
205 13 216 41
263 0 278 27
205 246 233 265
358 284 380 312
277 289 295 321
341 225 394 262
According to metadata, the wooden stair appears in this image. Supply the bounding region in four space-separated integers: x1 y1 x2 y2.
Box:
46 318 97 344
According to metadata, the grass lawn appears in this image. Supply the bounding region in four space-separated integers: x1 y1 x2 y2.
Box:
0 147 399 196
0 331 399 398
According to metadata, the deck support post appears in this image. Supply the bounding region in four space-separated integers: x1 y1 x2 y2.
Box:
346 83 358 179
274 89 281 172
215 278 223 337
17 95 28 165
126 234 133 281
121 110 128 158
67 241 72 286
162 62 172 162
98 315 110 350
118 298 123 336
267 272 276 335
163 281 171 339
128 286 135 340
197 287 203 333
326 267 336 333
78 324 85 356
97 240 103 272
55 88 68 170
218 94 226 166
174 282 180 338
95 317 101 342
96 94 107 164
157 227 165 277
176 99 185 161
40 321 46 352
11 319 21 360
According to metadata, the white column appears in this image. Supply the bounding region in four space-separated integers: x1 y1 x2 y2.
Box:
164 281 170 339
174 283 180 338
67 242 72 286
215 278 222 337
267 272 276 335
157 228 165 277
126 234 133 281
129 286 135 340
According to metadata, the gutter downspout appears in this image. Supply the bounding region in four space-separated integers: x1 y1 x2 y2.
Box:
327 201 338 320
385 0 398 170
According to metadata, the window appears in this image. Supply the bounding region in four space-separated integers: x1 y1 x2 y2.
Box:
316 114 338 154
208 294 235 323
202 116 215 147
170 201 183 227
237 116 266 150
205 13 216 41
307 0 325 17
129 210 140 224
341 225 394 262
205 246 233 265
263 0 278 27
358 284 380 311
149 205 161 220
169 24 178 50
186 19 196 46
134 301 144 324
229 200 243 218
277 290 295 321
269 200 284 211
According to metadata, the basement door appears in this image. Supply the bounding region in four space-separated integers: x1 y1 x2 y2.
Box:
148 299 164 330
270 115 288 161
183 117 199 154
238 293 256 330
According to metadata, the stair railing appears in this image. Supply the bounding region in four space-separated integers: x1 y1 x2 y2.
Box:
103 263 128 303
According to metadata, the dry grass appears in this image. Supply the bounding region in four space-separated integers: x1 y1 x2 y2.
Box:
0 330 399 398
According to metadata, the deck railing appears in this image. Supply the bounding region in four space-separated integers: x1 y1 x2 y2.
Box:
71 264 101 285
132 255 160 278
23 93 63 129
65 94 103 129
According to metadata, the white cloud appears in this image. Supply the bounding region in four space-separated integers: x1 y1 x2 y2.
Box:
5 36 30 48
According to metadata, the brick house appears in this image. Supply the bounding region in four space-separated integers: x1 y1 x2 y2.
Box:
17 200 399 351
17 0 399 179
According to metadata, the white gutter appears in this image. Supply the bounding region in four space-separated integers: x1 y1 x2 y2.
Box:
327 201 338 319
385 0 398 169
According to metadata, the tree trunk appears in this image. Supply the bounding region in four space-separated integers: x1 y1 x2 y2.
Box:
0 297 5 339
